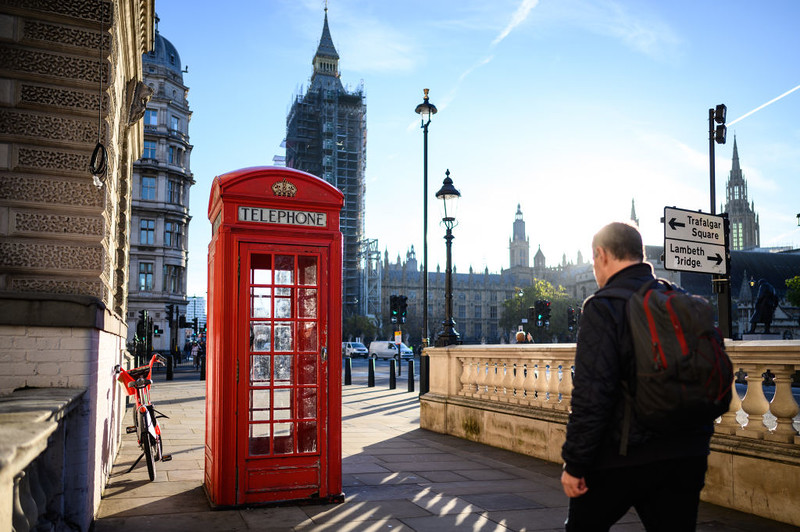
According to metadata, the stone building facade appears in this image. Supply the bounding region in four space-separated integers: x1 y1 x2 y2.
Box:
0 1 154 528
128 22 193 352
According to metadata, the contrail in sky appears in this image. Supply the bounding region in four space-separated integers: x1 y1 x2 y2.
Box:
492 0 539 46
727 83 800 127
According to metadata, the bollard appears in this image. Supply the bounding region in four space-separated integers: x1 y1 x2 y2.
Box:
166 354 174 381
344 356 352 385
419 355 429 396
408 359 415 392
396 356 401 376
200 354 205 381
389 359 396 389
368 358 375 387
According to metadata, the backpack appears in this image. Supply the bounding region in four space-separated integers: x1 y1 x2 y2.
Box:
600 279 734 446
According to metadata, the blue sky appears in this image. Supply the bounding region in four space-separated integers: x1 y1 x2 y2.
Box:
153 0 800 298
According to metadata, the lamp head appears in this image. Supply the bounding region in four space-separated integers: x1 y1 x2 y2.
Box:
435 169 461 224
414 88 437 127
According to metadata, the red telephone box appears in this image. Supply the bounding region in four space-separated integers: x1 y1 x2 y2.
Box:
205 166 344 507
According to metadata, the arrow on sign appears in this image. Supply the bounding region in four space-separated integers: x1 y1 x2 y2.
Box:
707 253 723 266
668 218 686 231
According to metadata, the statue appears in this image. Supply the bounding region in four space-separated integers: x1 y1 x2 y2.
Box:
747 279 779 334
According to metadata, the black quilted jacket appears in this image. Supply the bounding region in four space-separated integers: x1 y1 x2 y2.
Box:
561 262 712 479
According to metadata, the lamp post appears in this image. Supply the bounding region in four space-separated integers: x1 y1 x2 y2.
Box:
415 89 437 348
434 170 461 347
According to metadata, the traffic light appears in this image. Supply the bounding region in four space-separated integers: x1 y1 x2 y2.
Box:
567 307 576 331
542 300 551 326
193 317 199 334
713 104 726 144
533 300 544 327
398 295 408 323
153 325 163 335
166 304 174 322
390 295 399 324
179 314 187 328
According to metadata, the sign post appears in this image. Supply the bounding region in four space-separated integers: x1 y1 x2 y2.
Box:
663 206 731 336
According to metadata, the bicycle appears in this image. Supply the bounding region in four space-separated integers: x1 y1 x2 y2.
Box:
115 354 172 480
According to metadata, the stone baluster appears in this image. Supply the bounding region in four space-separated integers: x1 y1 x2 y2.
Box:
765 364 800 443
522 360 537 405
511 362 526 403
541 361 554 404
716 374 742 435
27 462 46 530
737 365 770 439
532 362 545 405
475 358 488 398
557 363 574 410
12 472 28 532
459 357 473 396
487 359 501 400
500 362 515 401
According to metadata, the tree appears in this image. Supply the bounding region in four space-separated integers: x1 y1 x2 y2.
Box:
343 315 378 344
786 276 800 307
500 279 580 343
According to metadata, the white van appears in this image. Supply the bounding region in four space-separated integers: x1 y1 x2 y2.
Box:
367 341 414 360
342 341 368 358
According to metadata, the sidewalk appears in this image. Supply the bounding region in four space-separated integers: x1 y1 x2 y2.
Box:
93 363 800 531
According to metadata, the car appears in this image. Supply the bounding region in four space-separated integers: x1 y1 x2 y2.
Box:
367 341 414 361
342 341 368 358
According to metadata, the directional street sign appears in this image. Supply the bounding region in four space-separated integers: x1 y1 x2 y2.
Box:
663 207 729 275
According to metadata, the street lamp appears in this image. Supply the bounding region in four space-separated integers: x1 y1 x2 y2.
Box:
434 170 461 347
415 89 437 348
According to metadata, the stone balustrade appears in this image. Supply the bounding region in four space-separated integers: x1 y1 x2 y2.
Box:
420 341 800 527
0 388 85 532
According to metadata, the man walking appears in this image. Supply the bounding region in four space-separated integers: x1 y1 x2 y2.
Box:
561 222 712 531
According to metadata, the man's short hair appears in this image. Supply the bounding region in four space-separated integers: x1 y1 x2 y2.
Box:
592 222 644 262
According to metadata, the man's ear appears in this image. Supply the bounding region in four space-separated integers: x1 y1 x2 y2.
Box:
593 246 607 265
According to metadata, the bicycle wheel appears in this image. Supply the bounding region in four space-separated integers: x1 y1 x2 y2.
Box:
140 412 156 481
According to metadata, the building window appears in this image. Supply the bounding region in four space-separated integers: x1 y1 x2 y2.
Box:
490 306 498 319
167 180 183 205
168 146 175 164
141 176 156 200
474 305 482 319
732 222 743 250
140 219 155 245
474 323 482 339
170 115 179 131
143 140 156 159
144 109 158 126
163 264 183 293
139 262 154 291
458 305 466 319
165 221 183 249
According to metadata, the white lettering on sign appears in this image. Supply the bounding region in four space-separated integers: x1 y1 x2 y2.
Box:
238 206 327 227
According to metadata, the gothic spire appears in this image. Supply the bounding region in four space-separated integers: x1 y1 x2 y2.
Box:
630 198 639 226
310 7 343 89
315 8 339 61
731 135 741 174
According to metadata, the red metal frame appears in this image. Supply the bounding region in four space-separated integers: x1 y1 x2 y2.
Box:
205 167 343 507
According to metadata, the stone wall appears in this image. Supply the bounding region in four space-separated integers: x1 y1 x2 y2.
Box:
0 1 154 529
